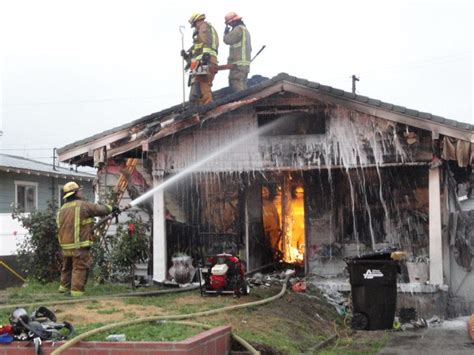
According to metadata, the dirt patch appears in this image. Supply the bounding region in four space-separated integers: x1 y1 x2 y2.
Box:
173 294 207 306
53 299 165 325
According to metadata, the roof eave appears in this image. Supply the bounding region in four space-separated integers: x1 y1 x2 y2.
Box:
284 81 474 142
0 166 95 181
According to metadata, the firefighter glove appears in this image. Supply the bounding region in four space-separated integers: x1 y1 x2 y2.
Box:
201 53 211 65
180 49 189 60
224 26 230 34
111 205 121 216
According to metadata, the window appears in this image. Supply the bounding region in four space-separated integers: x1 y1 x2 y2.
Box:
257 110 326 136
15 181 38 212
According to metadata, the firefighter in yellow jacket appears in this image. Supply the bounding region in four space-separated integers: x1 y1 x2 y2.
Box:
57 181 117 296
223 12 252 92
181 13 219 105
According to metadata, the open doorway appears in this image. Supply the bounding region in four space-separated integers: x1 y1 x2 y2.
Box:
262 174 305 264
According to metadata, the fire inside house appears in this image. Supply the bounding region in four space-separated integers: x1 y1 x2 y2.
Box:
58 73 474 316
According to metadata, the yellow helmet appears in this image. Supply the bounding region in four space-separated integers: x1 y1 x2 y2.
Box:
189 12 205 26
63 181 80 200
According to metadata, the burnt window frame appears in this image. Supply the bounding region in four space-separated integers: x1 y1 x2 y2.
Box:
257 109 326 136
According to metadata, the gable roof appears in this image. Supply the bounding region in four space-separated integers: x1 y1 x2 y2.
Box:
0 154 95 181
58 73 473 165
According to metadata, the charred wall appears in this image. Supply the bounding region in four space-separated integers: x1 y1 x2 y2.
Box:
304 166 429 278
150 91 434 273
152 92 432 173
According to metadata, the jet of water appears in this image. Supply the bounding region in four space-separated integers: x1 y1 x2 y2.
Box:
129 117 283 207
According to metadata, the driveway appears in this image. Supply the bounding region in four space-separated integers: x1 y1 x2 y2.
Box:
379 317 473 355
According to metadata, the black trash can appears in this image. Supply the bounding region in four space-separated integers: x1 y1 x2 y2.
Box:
346 255 399 330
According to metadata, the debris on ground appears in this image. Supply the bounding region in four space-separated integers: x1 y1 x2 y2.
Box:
426 316 442 327
312 284 349 316
106 334 126 341
291 281 306 292
247 269 298 288
399 307 417 323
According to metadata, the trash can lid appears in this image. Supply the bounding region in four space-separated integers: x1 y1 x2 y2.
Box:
345 247 398 262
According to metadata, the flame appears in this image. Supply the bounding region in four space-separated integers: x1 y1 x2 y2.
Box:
262 184 305 264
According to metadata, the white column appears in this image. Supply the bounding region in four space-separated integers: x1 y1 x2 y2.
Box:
429 166 443 285
153 169 167 283
244 199 249 266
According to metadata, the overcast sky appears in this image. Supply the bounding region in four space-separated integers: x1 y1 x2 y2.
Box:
0 0 472 166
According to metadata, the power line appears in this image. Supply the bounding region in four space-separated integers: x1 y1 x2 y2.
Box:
0 147 54 151
4 93 179 107
324 51 472 82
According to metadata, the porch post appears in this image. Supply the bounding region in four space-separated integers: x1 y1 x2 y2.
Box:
428 166 443 285
152 169 167 283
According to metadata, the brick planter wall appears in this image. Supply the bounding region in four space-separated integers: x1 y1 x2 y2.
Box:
0 325 231 355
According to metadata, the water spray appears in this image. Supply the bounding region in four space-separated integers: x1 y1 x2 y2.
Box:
93 117 283 231
128 118 282 208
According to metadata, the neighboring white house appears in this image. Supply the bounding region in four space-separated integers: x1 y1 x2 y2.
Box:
0 153 95 256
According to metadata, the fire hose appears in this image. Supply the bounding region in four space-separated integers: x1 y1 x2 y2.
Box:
93 203 132 232
50 271 294 354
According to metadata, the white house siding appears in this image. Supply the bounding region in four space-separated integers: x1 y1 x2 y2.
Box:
0 171 94 255
0 213 27 256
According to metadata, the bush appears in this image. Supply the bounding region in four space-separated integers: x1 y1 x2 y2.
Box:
12 201 61 283
110 212 151 286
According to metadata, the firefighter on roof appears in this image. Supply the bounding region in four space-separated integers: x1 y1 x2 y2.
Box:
223 12 252 92
57 181 118 296
181 13 219 105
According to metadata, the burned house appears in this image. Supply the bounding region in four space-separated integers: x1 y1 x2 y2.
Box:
58 73 474 315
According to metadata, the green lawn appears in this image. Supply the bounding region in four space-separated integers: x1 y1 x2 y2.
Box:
0 280 390 353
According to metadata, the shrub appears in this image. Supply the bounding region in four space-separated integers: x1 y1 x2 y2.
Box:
110 212 151 286
12 201 61 282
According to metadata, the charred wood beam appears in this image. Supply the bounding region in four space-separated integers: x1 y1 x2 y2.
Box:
67 153 93 166
256 97 321 108
160 161 430 174
108 116 200 157
255 108 313 115
200 98 258 124
107 87 282 158
58 130 130 162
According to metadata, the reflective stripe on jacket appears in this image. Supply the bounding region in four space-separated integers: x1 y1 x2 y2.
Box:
223 25 251 66
192 21 219 60
57 200 112 250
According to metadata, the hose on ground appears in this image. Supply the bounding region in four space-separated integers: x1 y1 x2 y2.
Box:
51 272 294 354
231 331 260 355
0 285 199 311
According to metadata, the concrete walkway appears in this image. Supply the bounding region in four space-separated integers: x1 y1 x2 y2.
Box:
379 317 473 355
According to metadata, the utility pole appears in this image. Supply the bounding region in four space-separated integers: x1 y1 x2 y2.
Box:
53 147 57 171
351 75 360 94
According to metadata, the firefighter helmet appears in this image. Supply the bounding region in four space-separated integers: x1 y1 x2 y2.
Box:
189 13 205 26
224 12 242 25
63 181 80 200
